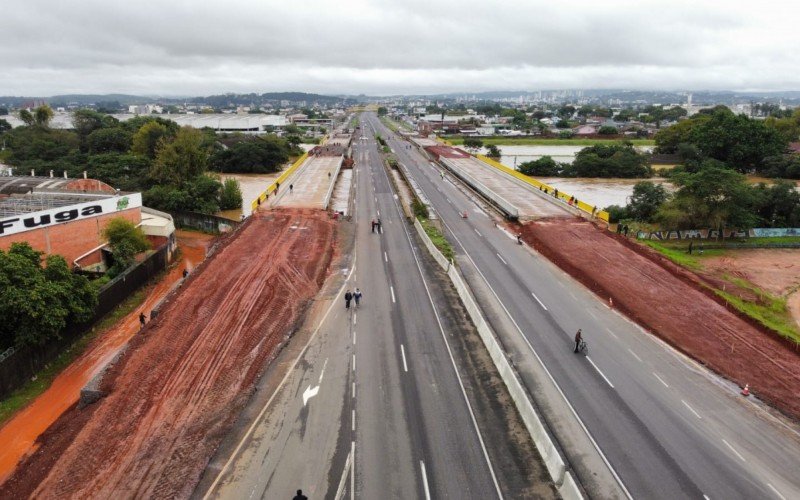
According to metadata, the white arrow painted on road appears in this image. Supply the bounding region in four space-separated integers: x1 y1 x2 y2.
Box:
302 357 328 406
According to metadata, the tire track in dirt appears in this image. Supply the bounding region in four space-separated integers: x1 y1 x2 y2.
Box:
4 208 336 499
519 217 800 419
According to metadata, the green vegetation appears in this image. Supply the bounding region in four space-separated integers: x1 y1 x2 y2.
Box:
445 136 655 146
418 217 455 262
411 198 429 219
0 286 148 426
102 218 152 277
717 285 799 344
486 144 501 158
462 137 483 151
219 178 243 210
518 142 651 178
0 243 98 350
210 135 298 174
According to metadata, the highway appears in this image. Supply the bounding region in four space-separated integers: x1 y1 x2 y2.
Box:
197 119 549 498
365 112 800 500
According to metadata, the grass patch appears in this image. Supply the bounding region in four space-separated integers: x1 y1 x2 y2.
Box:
445 136 655 147
715 288 800 344
418 217 455 262
640 239 717 270
0 287 149 426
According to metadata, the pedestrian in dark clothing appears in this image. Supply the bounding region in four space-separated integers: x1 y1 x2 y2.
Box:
377 218 382 233
275 182 280 193
354 288 362 307
554 189 559 198
574 329 583 353
289 184 294 193
139 312 146 328
182 268 189 279
293 490 308 500
345 290 353 309
371 219 376 233
688 241 694 254
616 224 622 234
623 225 629 236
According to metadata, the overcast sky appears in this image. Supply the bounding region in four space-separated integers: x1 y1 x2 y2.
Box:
2 0 799 96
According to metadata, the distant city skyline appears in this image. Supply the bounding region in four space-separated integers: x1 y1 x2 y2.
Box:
2 0 799 96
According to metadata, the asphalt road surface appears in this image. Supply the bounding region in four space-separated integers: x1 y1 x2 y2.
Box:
196 121 553 499
366 113 800 500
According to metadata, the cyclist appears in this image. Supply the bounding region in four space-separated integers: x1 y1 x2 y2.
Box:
574 329 583 353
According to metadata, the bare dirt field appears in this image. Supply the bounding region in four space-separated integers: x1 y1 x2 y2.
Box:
0 231 213 483
519 218 800 420
702 249 800 327
0 209 336 498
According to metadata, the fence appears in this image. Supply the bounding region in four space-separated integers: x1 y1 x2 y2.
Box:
0 243 171 399
171 211 239 234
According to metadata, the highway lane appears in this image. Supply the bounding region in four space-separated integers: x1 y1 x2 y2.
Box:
200 121 515 499
367 113 800 500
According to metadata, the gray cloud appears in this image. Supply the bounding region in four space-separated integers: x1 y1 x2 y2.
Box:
1 0 798 95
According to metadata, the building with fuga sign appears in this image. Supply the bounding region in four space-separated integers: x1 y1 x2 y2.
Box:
0 176 174 269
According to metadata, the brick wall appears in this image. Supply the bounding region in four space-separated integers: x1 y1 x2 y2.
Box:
0 208 141 266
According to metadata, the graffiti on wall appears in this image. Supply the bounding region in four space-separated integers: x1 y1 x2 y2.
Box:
639 228 800 240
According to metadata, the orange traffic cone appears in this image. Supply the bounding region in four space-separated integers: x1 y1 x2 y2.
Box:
741 384 750 396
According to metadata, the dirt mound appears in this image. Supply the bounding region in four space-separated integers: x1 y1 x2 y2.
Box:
1 209 336 498
519 218 800 419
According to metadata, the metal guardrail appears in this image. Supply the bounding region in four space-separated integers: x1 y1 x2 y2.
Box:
0 347 15 364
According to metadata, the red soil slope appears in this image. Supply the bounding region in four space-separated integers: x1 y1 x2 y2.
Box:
520 218 800 419
2 209 335 498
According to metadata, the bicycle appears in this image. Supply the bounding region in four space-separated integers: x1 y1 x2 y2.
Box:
577 339 588 356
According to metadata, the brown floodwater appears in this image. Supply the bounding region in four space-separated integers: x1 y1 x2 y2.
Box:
217 172 282 220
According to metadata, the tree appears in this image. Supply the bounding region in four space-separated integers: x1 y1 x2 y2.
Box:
210 137 291 174
82 153 151 191
556 119 571 129
72 109 118 144
33 105 54 127
567 142 651 178
627 181 670 222
0 118 11 134
102 218 152 276
377 107 388 116
751 181 800 227
518 156 561 176
463 137 483 151
86 127 132 154
486 145 501 158
18 109 34 126
598 125 618 135
654 116 708 153
219 178 243 210
131 121 170 159
0 243 97 349
150 126 209 185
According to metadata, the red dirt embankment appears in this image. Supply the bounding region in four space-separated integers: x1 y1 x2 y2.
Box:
1 209 336 498
519 218 800 419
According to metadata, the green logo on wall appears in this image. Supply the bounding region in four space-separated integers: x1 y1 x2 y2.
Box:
116 197 130 211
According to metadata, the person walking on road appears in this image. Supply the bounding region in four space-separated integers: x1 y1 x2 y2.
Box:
182 268 189 279
354 288 362 307
139 312 147 329
289 184 294 193
275 181 280 193
574 329 583 353
377 218 382 233
293 490 308 500
345 290 353 309
371 219 376 233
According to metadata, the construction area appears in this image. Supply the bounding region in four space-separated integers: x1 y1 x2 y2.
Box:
270 140 350 210
0 209 337 498
425 145 568 219
518 218 800 419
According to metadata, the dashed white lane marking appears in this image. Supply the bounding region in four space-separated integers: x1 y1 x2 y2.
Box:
353 313 357 326
703 495 710 500
653 372 670 388
767 483 787 500
352 354 356 372
420 461 432 500
351 441 355 500
400 344 409 372
627 348 642 362
587 357 615 388
722 439 746 462
606 327 619 339
377 209 380 217
390 285 396 303
352 409 356 431
682 400 702 419
352 382 355 399
496 253 507 265
384 251 388 262
474 228 482 237
531 291 548 310
353 329 357 345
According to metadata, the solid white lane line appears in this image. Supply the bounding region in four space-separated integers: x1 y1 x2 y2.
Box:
384 251 388 262
474 228 482 237
587 357 615 388
390 285 396 303
681 400 702 419
420 461 432 500
627 348 642 362
722 439 746 462
203 252 358 498
767 483 787 500
606 327 619 339
653 372 670 388
401 344 408 372
437 217 631 500
351 441 355 500
352 409 355 431
496 253 507 265
531 292 548 311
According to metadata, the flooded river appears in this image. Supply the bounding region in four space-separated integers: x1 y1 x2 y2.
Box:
479 144 655 168
217 172 281 220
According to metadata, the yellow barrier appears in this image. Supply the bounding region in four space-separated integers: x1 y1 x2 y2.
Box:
250 152 310 211
475 154 610 222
